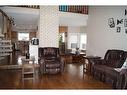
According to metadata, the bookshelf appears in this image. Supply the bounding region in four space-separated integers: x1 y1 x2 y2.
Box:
0 40 12 57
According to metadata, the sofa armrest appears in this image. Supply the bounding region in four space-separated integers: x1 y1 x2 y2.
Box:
90 59 106 65
116 69 127 89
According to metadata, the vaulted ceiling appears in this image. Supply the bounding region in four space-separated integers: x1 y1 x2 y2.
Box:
1 6 88 32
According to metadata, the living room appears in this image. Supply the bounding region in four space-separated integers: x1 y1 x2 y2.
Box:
0 4 127 92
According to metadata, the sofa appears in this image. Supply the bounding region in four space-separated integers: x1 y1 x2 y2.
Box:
91 49 126 88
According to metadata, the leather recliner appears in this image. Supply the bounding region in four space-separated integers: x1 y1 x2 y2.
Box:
39 47 64 74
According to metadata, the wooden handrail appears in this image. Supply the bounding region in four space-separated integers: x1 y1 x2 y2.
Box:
8 5 40 9
0 9 12 39
0 9 10 21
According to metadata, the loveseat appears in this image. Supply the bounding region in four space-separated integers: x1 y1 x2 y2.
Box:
91 49 126 88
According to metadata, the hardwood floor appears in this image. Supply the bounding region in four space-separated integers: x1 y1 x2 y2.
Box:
0 52 112 89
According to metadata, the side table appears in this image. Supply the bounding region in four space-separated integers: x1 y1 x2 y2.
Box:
83 56 101 74
21 57 36 82
60 54 73 64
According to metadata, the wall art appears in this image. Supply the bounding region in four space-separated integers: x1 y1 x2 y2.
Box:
124 19 127 27
125 9 127 16
125 29 127 34
117 19 123 25
116 27 121 33
108 18 115 28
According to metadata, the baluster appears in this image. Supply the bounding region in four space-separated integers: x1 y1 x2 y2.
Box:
59 5 88 14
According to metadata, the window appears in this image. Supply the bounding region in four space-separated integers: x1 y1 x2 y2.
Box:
80 34 87 50
68 33 78 49
68 33 87 50
18 32 29 41
71 43 77 48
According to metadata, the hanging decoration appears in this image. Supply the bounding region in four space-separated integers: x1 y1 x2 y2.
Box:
117 19 123 25
116 27 121 33
108 9 127 34
108 18 115 28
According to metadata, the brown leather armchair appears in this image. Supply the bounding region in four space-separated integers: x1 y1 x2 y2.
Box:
39 47 64 74
91 49 126 88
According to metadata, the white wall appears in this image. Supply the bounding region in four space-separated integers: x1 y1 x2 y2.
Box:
80 26 87 33
59 12 88 26
39 6 59 47
86 6 127 58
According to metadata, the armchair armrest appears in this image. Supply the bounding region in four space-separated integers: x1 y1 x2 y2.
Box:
120 69 127 75
38 58 45 74
60 57 65 63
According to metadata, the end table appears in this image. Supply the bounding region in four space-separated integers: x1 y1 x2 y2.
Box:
83 56 101 74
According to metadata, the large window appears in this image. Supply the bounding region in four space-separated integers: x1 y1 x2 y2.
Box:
68 33 87 50
18 32 29 41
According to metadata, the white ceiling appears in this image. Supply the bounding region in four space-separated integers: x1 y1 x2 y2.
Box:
1 6 88 32
1 7 39 31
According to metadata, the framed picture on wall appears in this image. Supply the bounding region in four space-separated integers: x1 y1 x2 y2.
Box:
116 27 121 33
108 18 115 28
124 19 127 27
117 19 123 25
125 29 127 34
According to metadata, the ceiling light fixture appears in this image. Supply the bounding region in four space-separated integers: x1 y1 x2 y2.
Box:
10 17 16 26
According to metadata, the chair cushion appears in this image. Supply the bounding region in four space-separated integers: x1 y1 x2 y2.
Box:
45 56 56 60
45 68 60 74
94 64 119 79
103 66 120 80
93 64 106 72
45 60 61 68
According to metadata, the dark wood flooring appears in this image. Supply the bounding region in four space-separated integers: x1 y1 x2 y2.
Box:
0 52 112 89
